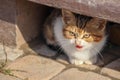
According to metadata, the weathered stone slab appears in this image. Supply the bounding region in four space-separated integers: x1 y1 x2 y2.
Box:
0 45 24 61
0 73 21 80
101 58 120 79
52 68 111 80
6 55 65 80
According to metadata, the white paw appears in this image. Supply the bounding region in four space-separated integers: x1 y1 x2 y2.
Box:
70 59 84 65
85 61 93 65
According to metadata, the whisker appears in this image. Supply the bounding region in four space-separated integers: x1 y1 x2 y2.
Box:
57 39 68 42
94 48 104 62
57 46 63 54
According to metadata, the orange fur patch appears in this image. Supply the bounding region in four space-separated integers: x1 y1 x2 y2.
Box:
63 26 104 42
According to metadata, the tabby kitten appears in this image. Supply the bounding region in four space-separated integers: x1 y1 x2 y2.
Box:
44 9 107 65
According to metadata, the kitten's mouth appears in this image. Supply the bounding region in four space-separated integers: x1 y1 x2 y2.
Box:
76 45 83 49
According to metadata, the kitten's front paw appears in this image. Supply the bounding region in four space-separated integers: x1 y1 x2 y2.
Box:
85 61 93 65
85 57 97 65
70 59 84 65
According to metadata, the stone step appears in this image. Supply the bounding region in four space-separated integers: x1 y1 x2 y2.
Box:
5 55 65 80
101 58 120 79
51 68 111 80
0 73 21 80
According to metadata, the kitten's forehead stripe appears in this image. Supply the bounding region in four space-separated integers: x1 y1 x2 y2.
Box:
76 15 91 29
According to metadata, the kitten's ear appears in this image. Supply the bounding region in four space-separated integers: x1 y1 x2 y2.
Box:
62 9 76 25
90 18 107 31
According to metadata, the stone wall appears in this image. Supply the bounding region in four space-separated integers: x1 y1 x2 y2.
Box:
0 0 16 47
0 0 49 48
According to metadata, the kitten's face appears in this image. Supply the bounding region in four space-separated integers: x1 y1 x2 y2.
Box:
62 9 106 50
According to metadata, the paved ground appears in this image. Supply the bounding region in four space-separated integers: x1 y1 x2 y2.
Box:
0 43 120 80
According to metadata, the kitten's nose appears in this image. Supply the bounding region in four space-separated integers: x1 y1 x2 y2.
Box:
75 40 83 49
75 40 80 45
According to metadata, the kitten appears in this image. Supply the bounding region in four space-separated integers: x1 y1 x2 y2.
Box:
44 9 107 65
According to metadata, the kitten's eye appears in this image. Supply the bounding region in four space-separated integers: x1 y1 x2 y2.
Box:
69 31 74 36
83 34 90 38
